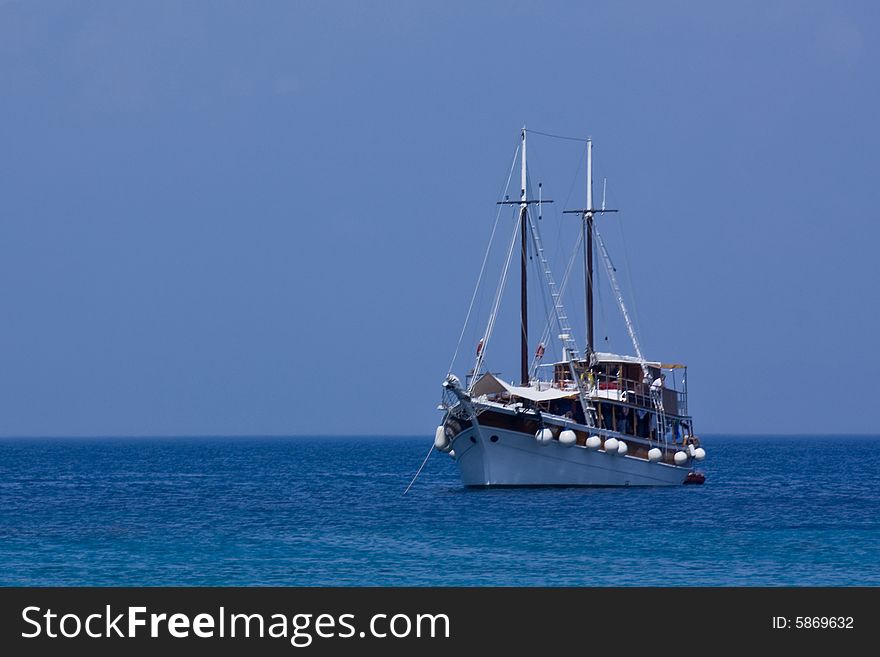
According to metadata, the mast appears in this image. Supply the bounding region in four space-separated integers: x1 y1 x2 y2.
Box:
495 129 554 385
519 127 529 385
585 138 594 355
564 138 617 360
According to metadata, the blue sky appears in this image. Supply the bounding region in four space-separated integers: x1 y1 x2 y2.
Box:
0 0 877 436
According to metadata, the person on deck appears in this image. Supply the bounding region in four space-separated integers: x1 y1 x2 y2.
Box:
636 409 648 437
619 405 632 435
650 373 666 412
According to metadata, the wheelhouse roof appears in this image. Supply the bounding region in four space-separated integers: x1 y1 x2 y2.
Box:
550 352 686 370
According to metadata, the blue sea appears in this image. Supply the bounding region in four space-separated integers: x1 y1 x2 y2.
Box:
1 436 878 586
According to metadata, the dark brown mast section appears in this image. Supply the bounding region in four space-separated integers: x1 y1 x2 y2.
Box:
563 139 617 358
520 202 529 385
496 128 553 386
586 214 594 353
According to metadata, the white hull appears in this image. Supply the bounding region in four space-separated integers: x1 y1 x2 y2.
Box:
451 424 690 487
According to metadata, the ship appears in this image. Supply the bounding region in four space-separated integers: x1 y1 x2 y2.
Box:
434 128 706 487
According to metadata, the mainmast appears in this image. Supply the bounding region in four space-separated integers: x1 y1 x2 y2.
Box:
564 138 617 360
519 127 529 385
585 138 594 355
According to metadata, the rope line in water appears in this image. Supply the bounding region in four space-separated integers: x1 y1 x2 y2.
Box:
403 443 435 495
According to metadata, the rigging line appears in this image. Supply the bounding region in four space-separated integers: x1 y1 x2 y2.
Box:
595 239 610 348
594 225 648 377
526 146 585 268
471 205 522 387
447 142 520 376
476 207 520 381
524 173 548 346
615 207 644 350
530 226 583 377
543 144 587 358
403 443 434 495
523 157 555 370
529 209 555 375
524 169 563 377
525 128 589 143
525 142 586 337
524 146 554 257
558 143 588 249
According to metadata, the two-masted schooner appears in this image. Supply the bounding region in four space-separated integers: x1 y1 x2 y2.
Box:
434 128 706 486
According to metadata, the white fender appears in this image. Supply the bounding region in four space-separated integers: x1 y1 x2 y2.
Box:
535 428 554 445
604 437 619 454
559 429 577 446
617 441 628 456
586 435 602 450
694 447 706 461
648 447 663 462
434 426 449 451
674 451 688 466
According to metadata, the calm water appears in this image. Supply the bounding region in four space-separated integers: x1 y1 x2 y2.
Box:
0 436 878 586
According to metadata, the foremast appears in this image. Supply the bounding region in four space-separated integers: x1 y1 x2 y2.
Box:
519 128 529 385
494 127 552 386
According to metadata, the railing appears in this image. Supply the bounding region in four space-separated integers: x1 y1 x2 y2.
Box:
541 371 688 418
476 371 694 446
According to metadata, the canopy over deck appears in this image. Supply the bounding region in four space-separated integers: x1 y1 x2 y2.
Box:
593 352 661 367
471 373 578 402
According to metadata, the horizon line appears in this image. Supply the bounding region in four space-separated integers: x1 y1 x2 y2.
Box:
2 432 880 440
